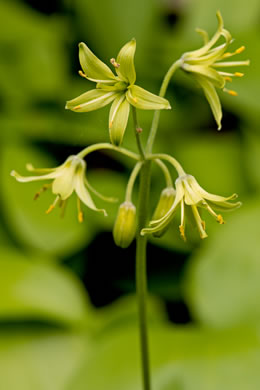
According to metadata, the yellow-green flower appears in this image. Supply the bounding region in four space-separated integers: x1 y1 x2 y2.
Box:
113 201 136 248
11 155 107 222
65 39 171 145
142 174 241 240
180 11 249 129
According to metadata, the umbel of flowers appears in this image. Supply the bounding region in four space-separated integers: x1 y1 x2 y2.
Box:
11 11 249 243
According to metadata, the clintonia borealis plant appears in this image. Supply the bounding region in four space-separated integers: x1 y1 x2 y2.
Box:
11 11 249 390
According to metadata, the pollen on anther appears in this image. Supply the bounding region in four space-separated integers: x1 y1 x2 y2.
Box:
179 225 186 241
235 46 245 54
78 211 84 223
217 214 225 224
133 97 138 103
224 88 238 96
110 58 120 68
78 70 87 78
109 121 113 129
74 105 82 110
46 205 55 214
235 72 244 77
228 90 238 96
224 76 232 82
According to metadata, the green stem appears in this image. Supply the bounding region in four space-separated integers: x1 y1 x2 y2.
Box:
136 160 152 390
146 59 182 154
77 142 139 161
132 107 146 160
125 162 143 202
148 153 185 176
134 59 182 390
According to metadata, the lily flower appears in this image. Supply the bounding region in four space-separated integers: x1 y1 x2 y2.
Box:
180 11 250 129
11 155 107 222
141 174 241 240
65 39 171 145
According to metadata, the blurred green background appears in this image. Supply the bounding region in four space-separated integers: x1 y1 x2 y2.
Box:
1 0 260 389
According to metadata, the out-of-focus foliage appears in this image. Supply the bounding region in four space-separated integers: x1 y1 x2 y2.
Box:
1 0 260 389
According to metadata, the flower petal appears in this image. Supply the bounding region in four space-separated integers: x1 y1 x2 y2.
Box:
183 64 225 88
79 42 116 83
194 74 222 130
52 166 76 200
184 11 224 59
75 168 107 215
115 39 136 85
206 199 242 211
10 170 59 183
109 95 130 146
65 89 118 112
126 85 171 110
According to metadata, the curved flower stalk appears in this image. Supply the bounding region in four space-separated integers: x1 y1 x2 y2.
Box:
142 174 241 240
180 11 250 129
66 39 171 146
11 155 108 222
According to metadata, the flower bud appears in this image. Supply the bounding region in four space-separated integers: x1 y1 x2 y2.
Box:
152 187 176 237
113 201 136 248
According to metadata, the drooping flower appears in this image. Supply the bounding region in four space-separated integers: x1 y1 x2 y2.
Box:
65 39 171 146
11 155 107 222
180 11 250 129
142 174 241 240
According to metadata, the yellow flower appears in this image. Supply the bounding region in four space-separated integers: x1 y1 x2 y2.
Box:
11 155 107 222
142 174 241 240
181 11 250 129
65 39 171 145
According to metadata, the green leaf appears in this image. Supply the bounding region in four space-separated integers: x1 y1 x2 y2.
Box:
0 247 89 325
68 324 260 390
2 142 94 257
184 198 260 328
0 326 89 390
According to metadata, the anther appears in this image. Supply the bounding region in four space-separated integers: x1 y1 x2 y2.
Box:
136 127 142 133
46 196 59 214
46 205 55 214
201 220 206 230
224 76 232 82
234 72 244 77
78 70 87 79
179 225 186 241
77 198 84 223
133 97 138 103
217 214 225 224
224 88 238 96
222 52 232 58
34 184 50 200
74 105 82 110
235 46 245 54
109 121 113 129
110 58 120 68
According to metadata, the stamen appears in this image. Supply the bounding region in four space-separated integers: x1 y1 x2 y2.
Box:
201 220 206 230
222 52 232 58
46 196 60 214
109 121 113 129
133 97 138 103
224 76 232 82
179 225 186 241
73 105 82 110
110 58 120 68
235 46 245 54
223 88 238 96
234 72 244 77
78 70 87 79
34 184 51 200
77 198 84 223
217 214 225 224
60 200 67 218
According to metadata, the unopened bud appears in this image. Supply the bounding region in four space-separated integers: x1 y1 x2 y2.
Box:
152 187 175 237
113 201 136 248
